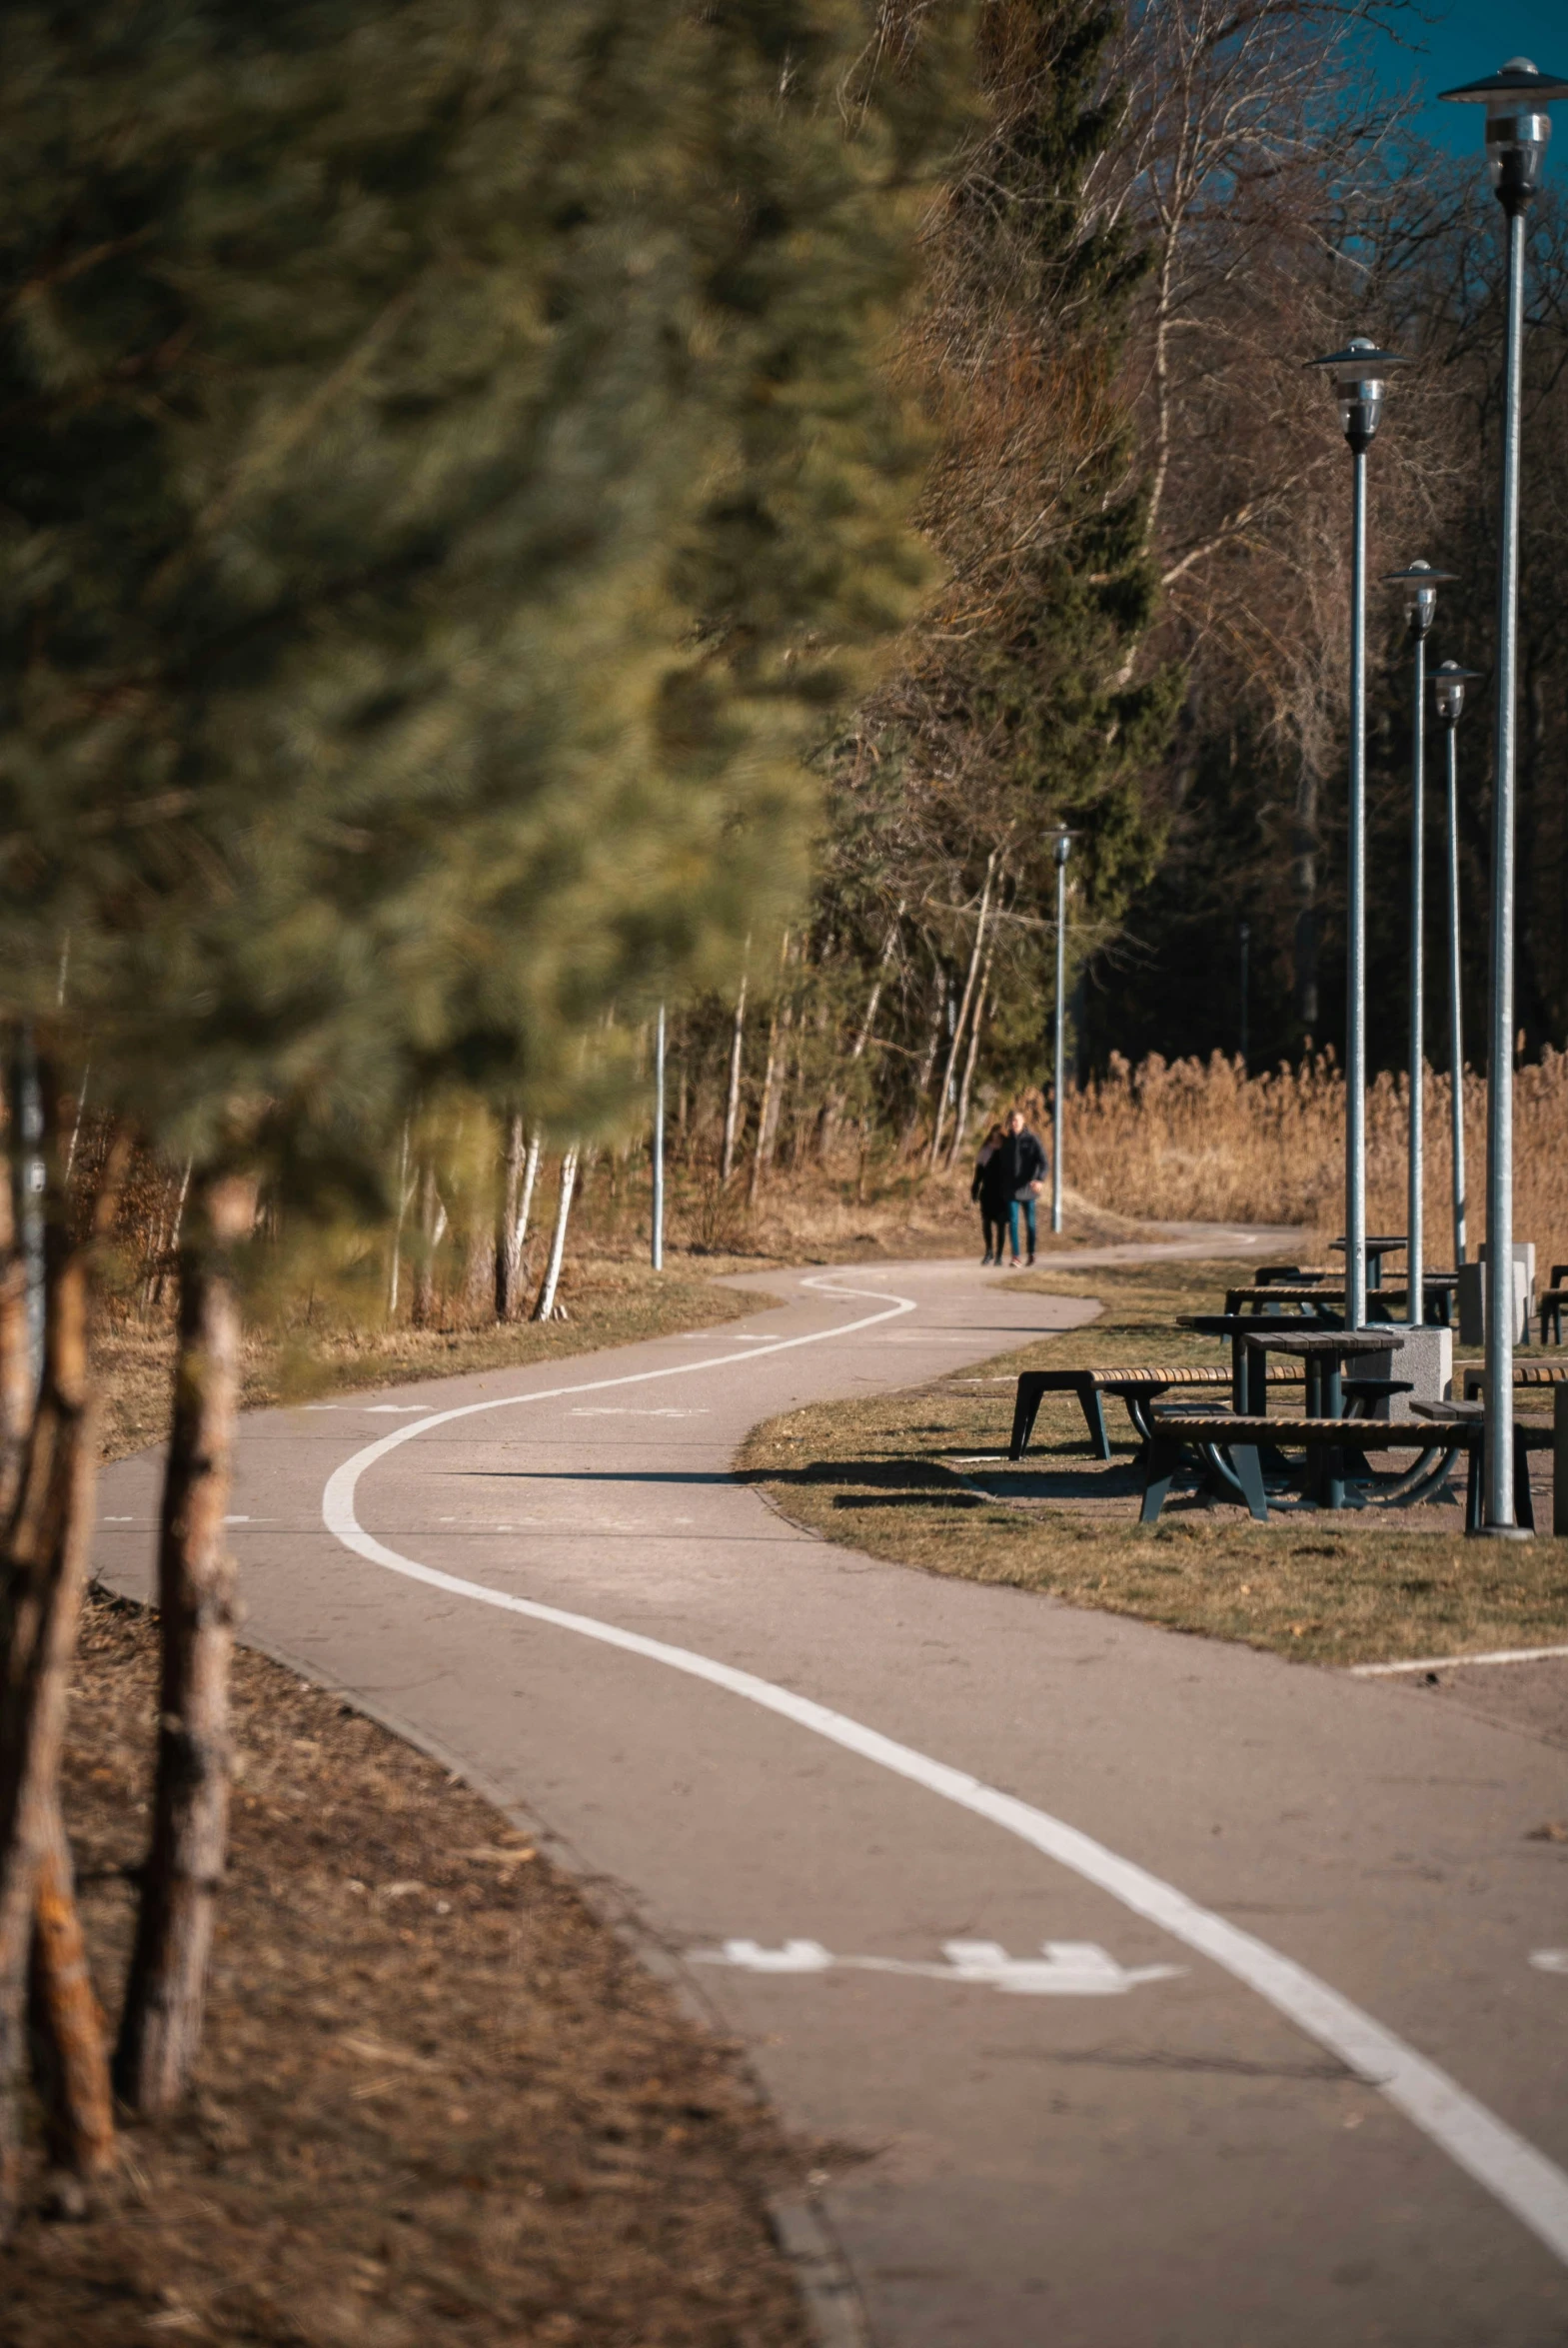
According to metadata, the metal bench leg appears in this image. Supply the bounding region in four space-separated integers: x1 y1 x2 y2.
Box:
1514 1430 1536 1533
1227 1443 1269 1523
1008 1379 1042 1461
1140 1439 1182 1524
1466 1445 1482 1533
1078 1379 1111 1461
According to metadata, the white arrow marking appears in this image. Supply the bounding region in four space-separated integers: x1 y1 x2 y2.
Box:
691 1937 1182 1995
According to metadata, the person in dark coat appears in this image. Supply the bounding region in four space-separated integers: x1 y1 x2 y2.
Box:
996 1107 1047 1266
970 1125 1007 1263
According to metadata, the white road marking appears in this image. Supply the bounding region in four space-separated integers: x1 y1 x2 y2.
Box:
364 1404 438 1415
1531 1952 1568 1975
571 1406 711 1417
694 1937 1182 1994
317 1270 1568 2269
103 1515 135 1523
1352 1644 1568 1676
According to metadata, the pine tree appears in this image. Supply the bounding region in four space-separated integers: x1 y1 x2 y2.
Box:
0 0 972 2181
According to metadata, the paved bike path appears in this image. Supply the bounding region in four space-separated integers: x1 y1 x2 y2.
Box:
94 1243 1568 2348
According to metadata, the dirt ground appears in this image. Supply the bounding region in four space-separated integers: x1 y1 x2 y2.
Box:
3 1593 818 2347
737 1257 1568 1671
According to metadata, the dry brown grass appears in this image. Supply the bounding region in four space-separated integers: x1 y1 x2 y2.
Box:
92 1259 760 1466
1063 1050 1568 1272
736 1258 1568 1668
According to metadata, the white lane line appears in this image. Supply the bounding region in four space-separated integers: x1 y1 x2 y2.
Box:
317 1272 1568 2271
1352 1644 1568 1676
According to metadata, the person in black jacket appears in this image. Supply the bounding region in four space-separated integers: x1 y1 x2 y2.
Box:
996 1108 1047 1266
970 1125 1007 1263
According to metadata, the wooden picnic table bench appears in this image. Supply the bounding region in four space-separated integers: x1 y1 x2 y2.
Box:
1224 1278 1459 1325
1460 1361 1568 1395
1008 1363 1303 1462
1140 1403 1551 1529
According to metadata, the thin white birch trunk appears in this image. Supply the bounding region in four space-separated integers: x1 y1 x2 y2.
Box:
720 951 750 1183
387 1123 413 1319
928 855 997 1170
946 948 994 1170
531 1149 578 1322
850 903 904 1064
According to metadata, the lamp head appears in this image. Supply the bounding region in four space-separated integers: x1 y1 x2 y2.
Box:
1440 59 1568 212
1432 660 1484 726
1306 337 1411 455
1052 833 1072 869
1382 559 1458 639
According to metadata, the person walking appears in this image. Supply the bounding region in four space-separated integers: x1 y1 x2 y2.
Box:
997 1106 1047 1267
970 1124 1007 1264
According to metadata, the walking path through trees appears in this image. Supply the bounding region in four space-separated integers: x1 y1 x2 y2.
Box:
94 1235 1568 2348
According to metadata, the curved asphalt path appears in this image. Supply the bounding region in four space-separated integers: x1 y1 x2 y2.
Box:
94 1237 1568 2348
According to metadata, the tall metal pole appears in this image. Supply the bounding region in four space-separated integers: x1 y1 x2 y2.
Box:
1238 922 1250 1070
1406 630 1426 1323
651 1002 666 1271
1482 200 1527 1530
1345 445 1369 1333
1444 719 1467 1266
1051 837 1068 1236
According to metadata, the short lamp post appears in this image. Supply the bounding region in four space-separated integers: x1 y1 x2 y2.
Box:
1441 58 1568 1533
1432 661 1483 1271
1383 561 1458 1324
1307 337 1411 1330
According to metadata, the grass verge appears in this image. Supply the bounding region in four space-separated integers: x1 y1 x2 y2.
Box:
5 1592 813 2345
736 1258 1568 1669
95 1258 764 1464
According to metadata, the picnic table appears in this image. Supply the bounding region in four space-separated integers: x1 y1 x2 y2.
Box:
1223 1276 1459 1326
1330 1233 1407 1289
1240 1327 1410 1508
1177 1312 1353 1413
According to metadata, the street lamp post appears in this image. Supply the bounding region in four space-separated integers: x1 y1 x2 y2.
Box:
1441 58 1568 1533
1238 922 1250 1071
1307 338 1411 1330
1049 832 1076 1236
1383 561 1458 1324
1051 834 1069 1235
1432 660 1483 1270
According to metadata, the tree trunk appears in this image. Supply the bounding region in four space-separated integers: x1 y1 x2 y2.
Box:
901 978 946 1154
0 1119 30 1525
748 936 792 1207
387 1121 414 1320
946 949 993 1171
0 1109 122 2235
1292 757 1320 1036
28 1790 114 2182
531 1149 578 1322
849 902 904 1065
495 1114 529 1321
720 959 750 1183
113 1173 255 2119
929 853 997 1169
411 1162 442 1328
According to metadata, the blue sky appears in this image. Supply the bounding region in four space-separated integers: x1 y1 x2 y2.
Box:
1366 5 1568 154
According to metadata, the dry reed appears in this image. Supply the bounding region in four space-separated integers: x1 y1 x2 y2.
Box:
1064 1049 1568 1275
